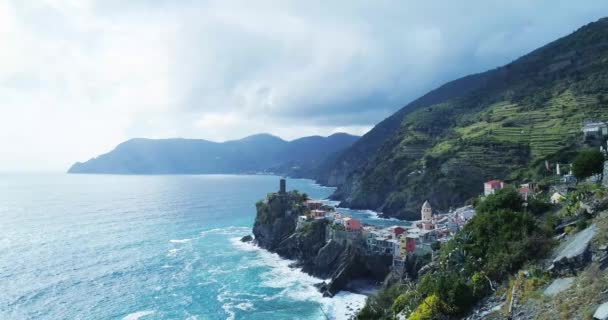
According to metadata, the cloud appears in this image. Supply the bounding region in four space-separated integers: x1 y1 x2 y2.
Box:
1 0 607 171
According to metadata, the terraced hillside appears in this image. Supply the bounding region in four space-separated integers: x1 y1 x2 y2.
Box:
331 17 608 219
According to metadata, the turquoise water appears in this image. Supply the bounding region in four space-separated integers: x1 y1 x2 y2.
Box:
0 174 392 320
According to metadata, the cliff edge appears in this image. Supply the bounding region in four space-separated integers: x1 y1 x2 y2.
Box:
251 186 392 297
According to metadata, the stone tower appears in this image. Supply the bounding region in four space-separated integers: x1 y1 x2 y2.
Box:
421 200 432 222
279 178 286 194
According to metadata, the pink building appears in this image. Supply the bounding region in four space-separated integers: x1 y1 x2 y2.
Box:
342 217 362 232
484 180 505 196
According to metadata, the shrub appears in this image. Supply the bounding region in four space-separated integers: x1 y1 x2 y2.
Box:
476 188 523 214
408 294 441 320
471 272 490 299
572 148 604 180
576 219 588 231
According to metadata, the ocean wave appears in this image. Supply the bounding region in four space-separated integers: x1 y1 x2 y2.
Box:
169 238 193 243
122 310 155 320
362 209 400 221
229 236 367 319
199 226 251 237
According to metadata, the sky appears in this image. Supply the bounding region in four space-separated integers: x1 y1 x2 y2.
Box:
1 1 608 172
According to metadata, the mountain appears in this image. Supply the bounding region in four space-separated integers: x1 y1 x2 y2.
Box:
320 17 608 220
67 133 359 175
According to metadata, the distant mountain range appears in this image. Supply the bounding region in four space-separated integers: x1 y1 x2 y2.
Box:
67 133 359 175
314 17 608 219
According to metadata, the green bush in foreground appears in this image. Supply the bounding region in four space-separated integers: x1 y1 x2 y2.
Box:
572 148 604 181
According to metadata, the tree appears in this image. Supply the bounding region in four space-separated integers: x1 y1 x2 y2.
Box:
476 187 523 214
572 148 604 181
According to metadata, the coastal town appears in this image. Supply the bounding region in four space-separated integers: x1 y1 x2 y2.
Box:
296 195 476 269
248 114 608 319
292 116 608 273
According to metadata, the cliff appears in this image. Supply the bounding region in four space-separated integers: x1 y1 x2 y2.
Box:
317 17 608 220
251 190 392 297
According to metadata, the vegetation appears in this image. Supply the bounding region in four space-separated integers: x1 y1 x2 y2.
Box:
572 148 605 180
358 188 555 319
254 190 307 224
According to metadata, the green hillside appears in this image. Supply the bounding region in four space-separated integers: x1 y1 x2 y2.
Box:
331 17 608 219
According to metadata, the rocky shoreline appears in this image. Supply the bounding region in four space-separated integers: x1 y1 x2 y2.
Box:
244 188 394 298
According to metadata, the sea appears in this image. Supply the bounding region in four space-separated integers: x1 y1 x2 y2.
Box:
0 174 402 320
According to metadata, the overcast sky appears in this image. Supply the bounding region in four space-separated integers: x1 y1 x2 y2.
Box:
1 0 607 172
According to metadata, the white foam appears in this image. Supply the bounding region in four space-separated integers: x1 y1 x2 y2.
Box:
229 237 259 252
169 238 192 243
167 248 181 257
200 226 250 236
235 302 254 311
122 310 155 320
229 236 368 320
221 303 236 320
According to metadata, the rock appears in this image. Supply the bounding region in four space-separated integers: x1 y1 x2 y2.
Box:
251 190 393 298
549 224 597 276
240 234 253 242
418 262 438 276
313 240 345 275
314 282 328 292
600 255 608 270
252 192 306 251
580 201 594 215
543 277 575 296
594 301 608 320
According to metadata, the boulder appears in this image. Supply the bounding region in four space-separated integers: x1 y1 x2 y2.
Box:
543 277 575 296
240 234 253 242
594 301 608 320
549 224 597 276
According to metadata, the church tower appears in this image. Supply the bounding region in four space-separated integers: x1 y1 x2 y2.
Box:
421 201 432 222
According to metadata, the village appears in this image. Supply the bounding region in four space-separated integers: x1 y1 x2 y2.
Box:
296 193 477 269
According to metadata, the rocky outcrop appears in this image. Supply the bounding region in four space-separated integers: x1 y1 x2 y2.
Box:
319 246 393 297
543 277 575 296
549 224 597 276
313 240 345 277
252 191 306 251
594 301 608 320
252 191 393 296
275 219 330 273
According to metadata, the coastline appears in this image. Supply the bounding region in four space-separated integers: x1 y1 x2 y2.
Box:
230 236 368 319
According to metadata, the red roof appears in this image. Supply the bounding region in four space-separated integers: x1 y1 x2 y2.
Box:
485 180 503 188
518 187 530 193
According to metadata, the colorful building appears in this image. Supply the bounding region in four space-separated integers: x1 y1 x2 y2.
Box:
484 180 505 196
343 217 362 232
304 200 323 210
389 225 406 237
